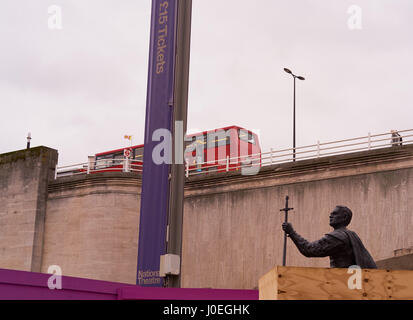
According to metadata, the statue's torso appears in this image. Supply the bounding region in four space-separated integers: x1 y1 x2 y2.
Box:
327 229 356 268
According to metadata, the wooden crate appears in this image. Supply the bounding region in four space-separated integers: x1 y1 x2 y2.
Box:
259 266 413 300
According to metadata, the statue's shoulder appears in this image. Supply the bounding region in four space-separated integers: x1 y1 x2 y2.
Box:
326 228 350 242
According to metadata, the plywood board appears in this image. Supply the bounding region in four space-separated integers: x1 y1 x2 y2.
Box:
259 266 413 300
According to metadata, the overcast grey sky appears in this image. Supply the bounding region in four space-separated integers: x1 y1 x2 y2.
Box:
1 0 412 166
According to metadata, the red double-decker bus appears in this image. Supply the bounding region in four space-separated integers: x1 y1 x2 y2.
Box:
91 125 261 174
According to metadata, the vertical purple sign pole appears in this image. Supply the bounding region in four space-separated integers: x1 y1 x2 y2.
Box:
137 0 178 287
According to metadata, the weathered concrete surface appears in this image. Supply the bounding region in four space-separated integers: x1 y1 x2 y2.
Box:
43 173 140 284
376 254 413 270
0 147 58 272
376 246 413 270
393 246 413 257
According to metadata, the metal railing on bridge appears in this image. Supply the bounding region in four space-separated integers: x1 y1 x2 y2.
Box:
56 158 143 178
55 129 413 179
184 128 412 177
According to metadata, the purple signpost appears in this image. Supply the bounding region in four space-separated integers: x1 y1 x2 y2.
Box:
137 0 178 287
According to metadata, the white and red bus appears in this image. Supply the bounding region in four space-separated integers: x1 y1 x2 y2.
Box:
91 125 261 174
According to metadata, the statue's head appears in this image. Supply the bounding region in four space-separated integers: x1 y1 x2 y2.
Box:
329 206 352 228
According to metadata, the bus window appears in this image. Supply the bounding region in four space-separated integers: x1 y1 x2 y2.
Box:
134 147 144 162
113 152 124 165
239 130 256 145
196 135 206 147
185 135 197 154
185 135 206 154
95 154 114 168
207 131 231 148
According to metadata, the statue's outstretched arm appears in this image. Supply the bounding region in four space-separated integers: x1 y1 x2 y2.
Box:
288 231 344 258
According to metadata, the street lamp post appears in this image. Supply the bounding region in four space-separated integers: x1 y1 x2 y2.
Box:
284 68 305 162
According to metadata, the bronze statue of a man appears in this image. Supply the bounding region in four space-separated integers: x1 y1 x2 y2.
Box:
282 206 377 269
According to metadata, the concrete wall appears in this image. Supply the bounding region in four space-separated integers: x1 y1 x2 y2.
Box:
1 145 413 289
43 173 140 284
376 253 413 270
0 147 58 272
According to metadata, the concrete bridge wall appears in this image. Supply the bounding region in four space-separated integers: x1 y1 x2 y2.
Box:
0 147 58 272
1 145 412 289
43 173 141 284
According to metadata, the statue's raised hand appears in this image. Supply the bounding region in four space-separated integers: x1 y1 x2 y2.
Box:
282 222 294 235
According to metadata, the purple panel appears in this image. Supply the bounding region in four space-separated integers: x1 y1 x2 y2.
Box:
0 268 131 300
118 287 259 300
137 0 178 287
0 268 259 300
